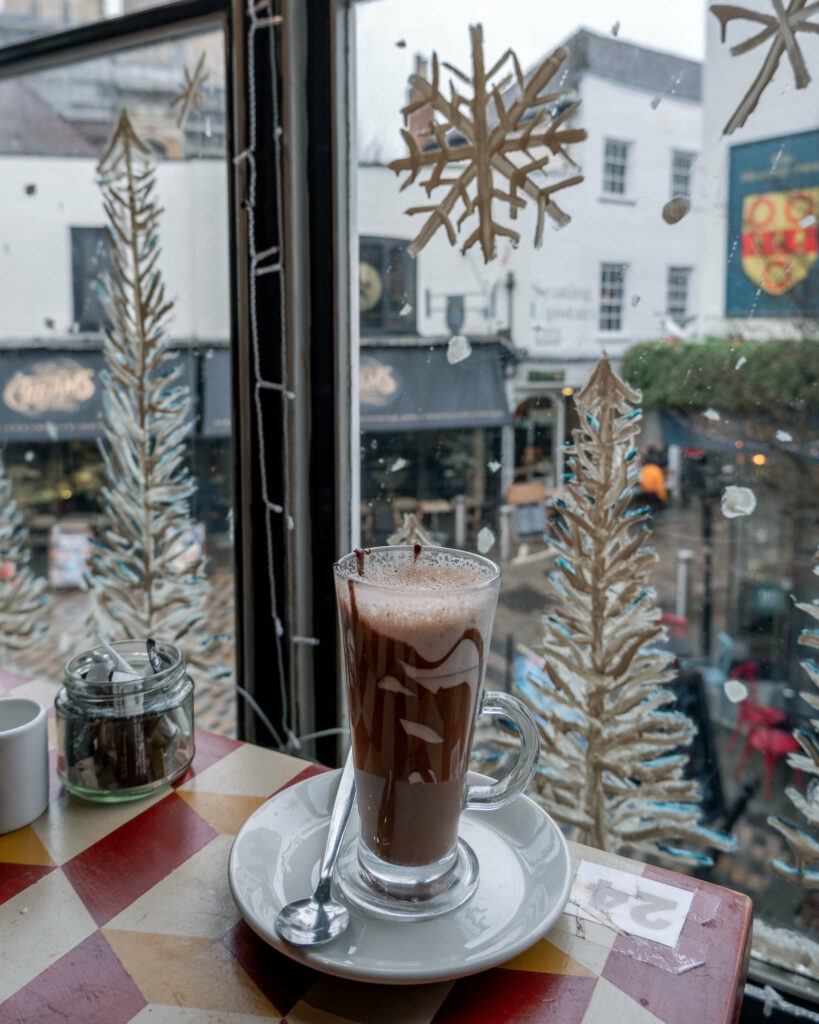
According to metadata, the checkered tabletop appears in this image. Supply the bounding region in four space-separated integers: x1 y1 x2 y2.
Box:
0 669 752 1024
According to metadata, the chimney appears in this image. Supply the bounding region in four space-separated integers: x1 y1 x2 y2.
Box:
407 54 433 148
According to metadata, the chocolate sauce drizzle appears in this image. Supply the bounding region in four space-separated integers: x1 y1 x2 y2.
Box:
342 580 485 864
353 547 371 577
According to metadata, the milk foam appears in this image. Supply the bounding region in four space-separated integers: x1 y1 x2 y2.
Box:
336 548 496 592
345 563 485 592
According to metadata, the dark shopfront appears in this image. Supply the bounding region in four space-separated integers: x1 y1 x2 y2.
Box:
359 341 512 546
0 345 233 577
660 409 819 687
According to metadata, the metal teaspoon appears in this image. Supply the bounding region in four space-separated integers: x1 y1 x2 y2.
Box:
276 750 356 946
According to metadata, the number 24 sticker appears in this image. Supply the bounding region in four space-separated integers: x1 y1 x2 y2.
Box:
591 880 678 929
572 861 695 948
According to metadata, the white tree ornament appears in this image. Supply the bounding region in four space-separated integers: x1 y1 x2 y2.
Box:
477 356 733 864
0 454 49 656
86 109 225 678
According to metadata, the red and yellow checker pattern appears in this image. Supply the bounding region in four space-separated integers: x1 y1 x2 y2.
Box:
0 670 752 1024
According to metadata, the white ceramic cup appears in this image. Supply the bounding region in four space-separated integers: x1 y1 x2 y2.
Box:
0 698 49 834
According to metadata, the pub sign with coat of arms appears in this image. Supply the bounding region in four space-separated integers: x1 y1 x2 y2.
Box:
727 130 819 317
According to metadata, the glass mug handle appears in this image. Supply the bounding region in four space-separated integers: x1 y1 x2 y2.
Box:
465 690 540 810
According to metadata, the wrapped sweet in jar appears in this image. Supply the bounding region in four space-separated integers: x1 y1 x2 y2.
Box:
55 639 195 802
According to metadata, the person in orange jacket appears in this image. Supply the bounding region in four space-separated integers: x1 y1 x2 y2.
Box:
639 447 667 512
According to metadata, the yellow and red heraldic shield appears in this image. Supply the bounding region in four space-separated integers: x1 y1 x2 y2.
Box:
741 188 819 295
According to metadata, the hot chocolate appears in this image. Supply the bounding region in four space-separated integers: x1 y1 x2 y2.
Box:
335 548 498 867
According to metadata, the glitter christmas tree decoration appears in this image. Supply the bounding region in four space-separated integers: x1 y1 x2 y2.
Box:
389 24 587 264
769 545 819 885
387 513 439 546
0 453 49 657
86 109 226 680
476 355 733 864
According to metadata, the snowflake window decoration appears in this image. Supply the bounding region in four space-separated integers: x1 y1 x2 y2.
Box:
711 0 819 135
169 51 209 129
388 24 587 265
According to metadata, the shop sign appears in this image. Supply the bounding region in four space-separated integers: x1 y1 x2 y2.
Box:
360 344 509 432
740 188 818 295
3 358 96 417
530 285 595 331
0 349 195 442
359 354 400 408
527 370 565 383
727 129 819 316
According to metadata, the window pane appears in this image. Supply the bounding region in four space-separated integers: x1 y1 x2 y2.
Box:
0 30 237 737
603 138 629 195
599 262 626 331
354 0 819 987
70 227 112 332
672 149 696 198
667 266 692 321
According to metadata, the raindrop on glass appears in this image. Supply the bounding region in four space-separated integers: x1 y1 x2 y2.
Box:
477 527 495 554
447 335 472 364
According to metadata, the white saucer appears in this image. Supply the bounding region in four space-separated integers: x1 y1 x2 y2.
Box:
228 768 574 985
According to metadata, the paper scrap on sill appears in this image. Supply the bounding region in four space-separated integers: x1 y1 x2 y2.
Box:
566 860 694 949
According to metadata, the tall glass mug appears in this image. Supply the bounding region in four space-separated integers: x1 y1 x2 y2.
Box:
334 545 539 919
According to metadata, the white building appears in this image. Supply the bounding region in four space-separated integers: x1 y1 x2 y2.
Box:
357 29 703 488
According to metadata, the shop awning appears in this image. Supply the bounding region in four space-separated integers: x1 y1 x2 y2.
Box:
360 343 511 433
0 348 196 442
660 409 818 459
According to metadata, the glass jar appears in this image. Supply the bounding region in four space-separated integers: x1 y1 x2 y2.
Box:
55 640 195 802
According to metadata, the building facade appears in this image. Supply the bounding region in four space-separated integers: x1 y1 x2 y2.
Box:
357 29 703 506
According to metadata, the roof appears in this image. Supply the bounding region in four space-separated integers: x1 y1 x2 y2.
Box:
550 28 701 102
0 80 97 157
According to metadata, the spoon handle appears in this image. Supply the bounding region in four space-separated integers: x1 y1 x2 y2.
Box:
317 749 356 891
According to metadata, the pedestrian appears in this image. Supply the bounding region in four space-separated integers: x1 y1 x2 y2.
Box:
639 446 668 515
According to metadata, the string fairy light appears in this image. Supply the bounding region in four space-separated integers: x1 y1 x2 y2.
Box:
233 0 345 755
